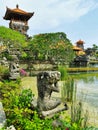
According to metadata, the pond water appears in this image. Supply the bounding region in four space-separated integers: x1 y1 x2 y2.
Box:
73 74 98 127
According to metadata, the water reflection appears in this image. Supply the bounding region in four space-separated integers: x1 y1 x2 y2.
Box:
73 75 98 127
75 76 98 107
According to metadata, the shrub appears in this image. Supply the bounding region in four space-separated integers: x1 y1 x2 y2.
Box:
0 79 20 100
3 88 54 130
58 65 70 80
0 65 9 80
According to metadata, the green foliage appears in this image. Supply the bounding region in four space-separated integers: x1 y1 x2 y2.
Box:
92 44 98 51
71 102 83 127
58 66 75 102
2 86 54 130
0 128 5 130
21 51 28 59
61 78 75 103
29 32 74 64
0 65 9 79
0 79 52 129
58 65 68 80
0 26 27 47
0 79 20 100
0 26 74 64
5 89 34 129
0 26 31 62
19 89 33 108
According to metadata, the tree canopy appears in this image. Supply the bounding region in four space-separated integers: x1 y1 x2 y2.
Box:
0 26 28 48
29 32 74 64
0 26 74 64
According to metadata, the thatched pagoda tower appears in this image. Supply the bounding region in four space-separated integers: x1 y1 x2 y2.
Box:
3 5 34 35
76 40 85 50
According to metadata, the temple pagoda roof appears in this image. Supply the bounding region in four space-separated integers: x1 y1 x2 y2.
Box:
3 5 34 21
76 40 84 44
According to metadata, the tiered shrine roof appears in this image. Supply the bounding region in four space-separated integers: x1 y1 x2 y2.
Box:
3 5 34 21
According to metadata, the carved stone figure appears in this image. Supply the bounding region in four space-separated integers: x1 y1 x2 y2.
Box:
9 62 20 79
37 71 68 118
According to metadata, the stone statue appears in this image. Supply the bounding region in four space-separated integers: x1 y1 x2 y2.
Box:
37 71 68 118
9 62 20 79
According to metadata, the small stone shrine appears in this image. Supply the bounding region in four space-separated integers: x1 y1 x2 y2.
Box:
37 71 68 118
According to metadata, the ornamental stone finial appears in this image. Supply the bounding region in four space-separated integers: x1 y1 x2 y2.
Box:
16 4 19 9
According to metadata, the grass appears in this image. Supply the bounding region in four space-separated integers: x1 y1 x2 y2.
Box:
21 76 38 97
21 76 63 98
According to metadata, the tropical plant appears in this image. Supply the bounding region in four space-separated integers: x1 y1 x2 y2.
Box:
0 26 27 47
0 65 9 80
29 32 74 64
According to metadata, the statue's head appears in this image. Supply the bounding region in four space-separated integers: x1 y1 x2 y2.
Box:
37 71 61 94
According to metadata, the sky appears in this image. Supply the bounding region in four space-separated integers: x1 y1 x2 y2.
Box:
0 0 98 48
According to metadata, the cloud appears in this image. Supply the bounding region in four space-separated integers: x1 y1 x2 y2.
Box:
1 0 98 34
31 0 98 33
